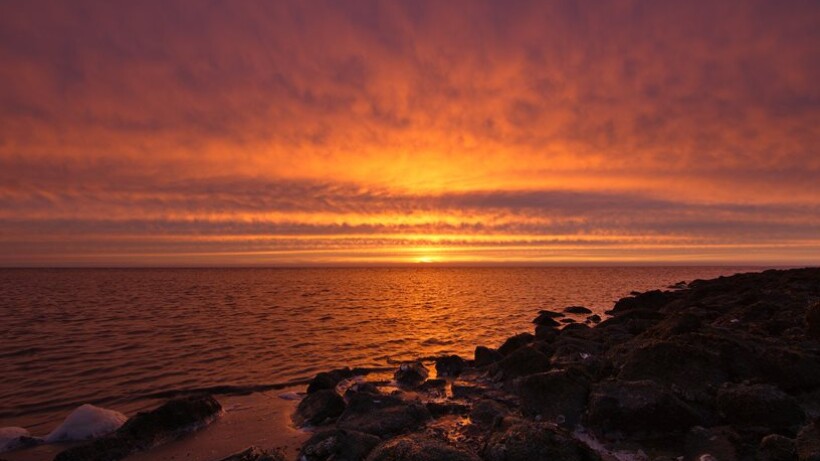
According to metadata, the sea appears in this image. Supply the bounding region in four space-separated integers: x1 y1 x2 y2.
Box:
0 266 763 447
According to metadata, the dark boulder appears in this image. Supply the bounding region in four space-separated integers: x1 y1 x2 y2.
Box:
533 313 561 327
426 402 469 418
616 339 728 398
561 318 577 324
564 306 593 314
307 367 354 394
217 446 286 461
435 355 466 378
490 346 551 381
365 434 480 461
483 421 601 461
717 384 804 433
796 419 820 461
587 380 703 435
338 393 430 438
610 290 674 313
759 434 797 461
299 429 381 461
475 346 504 367
469 400 508 427
684 426 739 461
534 325 558 341
54 395 222 461
417 379 446 397
394 361 429 388
294 390 346 426
498 333 534 356
536 309 565 318
807 302 820 340
517 369 590 427
587 314 602 323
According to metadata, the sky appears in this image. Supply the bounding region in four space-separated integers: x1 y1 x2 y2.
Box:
0 0 818 266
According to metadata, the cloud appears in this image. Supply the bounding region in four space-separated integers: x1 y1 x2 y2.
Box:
0 0 818 264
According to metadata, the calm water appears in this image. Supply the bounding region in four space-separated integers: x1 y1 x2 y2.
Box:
0 266 760 433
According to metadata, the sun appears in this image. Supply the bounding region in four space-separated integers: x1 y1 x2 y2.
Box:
416 256 436 264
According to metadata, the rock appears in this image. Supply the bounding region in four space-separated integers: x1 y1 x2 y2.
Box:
565 306 593 314
344 381 381 398
308 367 354 394
807 302 820 340
717 384 804 432
299 429 381 461
426 402 470 418
561 318 577 324
610 290 674 313
759 434 796 461
533 313 562 327
435 355 466 378
217 446 286 461
417 379 446 397
684 426 738 461
517 369 590 427
498 333 534 356
338 393 430 438
475 346 504 367
535 324 558 341
451 384 483 399
587 314 602 323
394 361 429 388
294 390 346 426
54 395 222 461
796 419 820 461
365 434 480 461
616 339 728 398
483 421 601 461
490 346 551 381
469 400 508 427
587 380 703 435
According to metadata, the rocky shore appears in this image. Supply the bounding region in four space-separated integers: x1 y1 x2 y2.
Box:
8 267 820 461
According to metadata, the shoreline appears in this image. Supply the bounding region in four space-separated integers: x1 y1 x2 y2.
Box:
4 267 820 461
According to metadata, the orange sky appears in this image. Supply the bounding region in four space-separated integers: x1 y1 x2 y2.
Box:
1 0 819 266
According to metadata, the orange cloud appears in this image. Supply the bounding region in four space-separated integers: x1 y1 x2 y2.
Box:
0 0 818 265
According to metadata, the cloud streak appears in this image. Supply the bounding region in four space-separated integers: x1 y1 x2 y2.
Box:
0 0 818 265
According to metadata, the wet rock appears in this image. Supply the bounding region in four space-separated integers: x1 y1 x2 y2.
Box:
451 384 483 399
338 393 430 438
616 339 728 398
294 390 346 426
536 309 565 318
533 313 562 327
717 384 804 433
394 361 429 388
565 306 593 314
561 318 577 324
299 429 381 461
759 434 796 461
535 324 558 341
807 302 820 340
498 333 534 356
344 381 381 398
561 323 592 334
475 346 504 367
483 421 601 461
587 380 703 436
435 355 466 378
796 419 820 461
308 367 354 394
490 346 551 381
684 426 738 461
610 290 674 314
587 314 602 323
365 434 481 461
218 446 285 461
517 369 590 427
54 395 222 461
417 379 446 397
426 402 470 418
469 400 508 427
